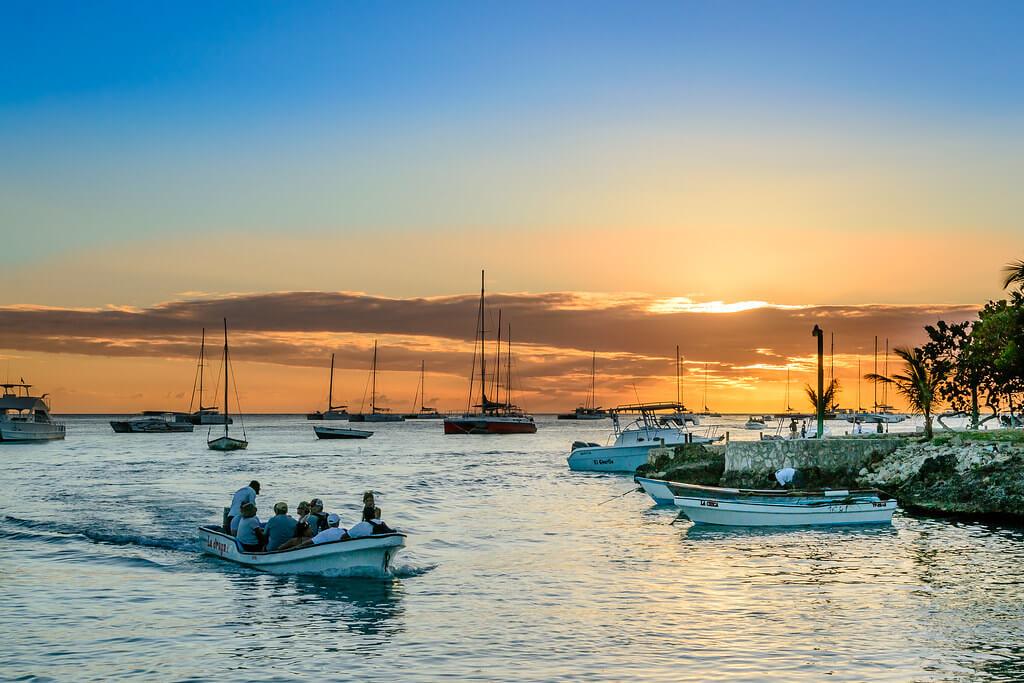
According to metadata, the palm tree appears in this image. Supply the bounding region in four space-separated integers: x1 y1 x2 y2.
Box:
1002 259 1024 290
865 346 947 440
804 378 840 414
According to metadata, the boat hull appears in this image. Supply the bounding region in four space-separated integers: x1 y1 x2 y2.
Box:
443 416 537 434
208 436 248 451
0 421 66 442
199 525 405 575
363 414 405 423
111 420 194 433
314 426 373 439
677 496 897 526
189 413 233 425
637 478 898 526
567 444 657 472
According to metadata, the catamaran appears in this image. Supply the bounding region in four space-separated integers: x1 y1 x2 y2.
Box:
307 353 349 420
0 382 66 442
349 341 404 422
556 351 609 420
444 271 537 435
207 319 248 451
111 411 194 433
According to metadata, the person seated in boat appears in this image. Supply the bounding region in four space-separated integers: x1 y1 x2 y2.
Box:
771 467 807 489
276 502 314 551
310 513 348 544
303 498 329 536
226 480 260 534
347 504 395 538
263 501 297 552
235 502 265 552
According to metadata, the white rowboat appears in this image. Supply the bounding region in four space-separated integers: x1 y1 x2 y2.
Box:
635 477 897 526
199 525 405 575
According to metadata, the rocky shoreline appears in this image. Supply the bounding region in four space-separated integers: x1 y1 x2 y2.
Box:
635 434 1024 521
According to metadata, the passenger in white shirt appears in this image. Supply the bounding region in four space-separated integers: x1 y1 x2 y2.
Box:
226 480 260 534
311 513 347 544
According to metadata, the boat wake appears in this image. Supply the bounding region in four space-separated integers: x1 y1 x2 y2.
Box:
1 515 197 553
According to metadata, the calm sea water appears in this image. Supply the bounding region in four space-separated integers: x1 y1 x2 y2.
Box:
1 415 1022 682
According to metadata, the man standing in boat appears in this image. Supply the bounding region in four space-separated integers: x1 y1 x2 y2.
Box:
226 480 260 534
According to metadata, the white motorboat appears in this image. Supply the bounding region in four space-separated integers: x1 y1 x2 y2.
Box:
567 402 720 472
635 477 897 526
111 411 194 433
314 425 373 439
743 416 767 429
0 382 66 442
198 525 405 575
207 319 248 451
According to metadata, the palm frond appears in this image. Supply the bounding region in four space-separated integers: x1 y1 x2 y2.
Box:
1002 259 1024 290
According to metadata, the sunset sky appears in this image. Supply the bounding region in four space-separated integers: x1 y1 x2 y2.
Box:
2 1 1021 413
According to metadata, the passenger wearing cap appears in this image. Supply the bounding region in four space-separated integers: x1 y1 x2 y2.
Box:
226 480 260 535
310 513 347 544
263 501 297 551
235 502 265 552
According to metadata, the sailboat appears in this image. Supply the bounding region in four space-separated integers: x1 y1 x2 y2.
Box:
404 361 444 419
700 362 721 417
349 341 404 422
186 328 232 425
862 337 906 424
661 346 700 426
306 353 349 420
207 319 248 451
444 271 537 435
556 351 609 419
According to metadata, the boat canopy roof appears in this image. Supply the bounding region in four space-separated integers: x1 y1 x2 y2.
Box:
612 402 687 414
0 396 48 411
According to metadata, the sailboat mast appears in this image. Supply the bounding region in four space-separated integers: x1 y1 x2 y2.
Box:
873 336 878 412
420 360 426 411
675 345 681 406
589 351 596 411
703 362 709 412
222 319 229 437
199 328 205 411
884 338 889 409
494 309 502 407
478 270 486 410
506 323 512 410
371 340 377 413
328 353 335 410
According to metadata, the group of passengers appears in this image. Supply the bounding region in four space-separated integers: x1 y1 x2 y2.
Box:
225 480 395 553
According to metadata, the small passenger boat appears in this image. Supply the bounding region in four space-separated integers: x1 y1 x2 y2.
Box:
199 524 405 575
743 416 767 429
314 425 373 439
635 477 897 526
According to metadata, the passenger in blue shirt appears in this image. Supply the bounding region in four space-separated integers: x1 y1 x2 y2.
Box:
263 502 297 551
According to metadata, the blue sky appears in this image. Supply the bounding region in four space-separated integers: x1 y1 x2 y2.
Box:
1 1 1022 305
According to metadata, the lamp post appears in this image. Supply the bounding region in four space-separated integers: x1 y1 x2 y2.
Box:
812 325 824 438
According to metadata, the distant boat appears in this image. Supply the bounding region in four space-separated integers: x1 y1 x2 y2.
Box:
556 351 609 420
659 346 700 426
700 362 721 417
207 319 248 451
185 328 232 425
111 411 194 433
314 425 373 439
404 360 445 419
0 382 66 442
635 478 898 526
307 353 349 420
444 271 537 435
349 341 404 423
743 416 767 430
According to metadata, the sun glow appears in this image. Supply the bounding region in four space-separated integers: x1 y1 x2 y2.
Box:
645 298 810 314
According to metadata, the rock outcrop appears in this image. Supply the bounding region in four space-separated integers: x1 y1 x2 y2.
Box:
859 436 1024 518
634 443 724 486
